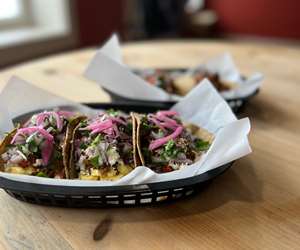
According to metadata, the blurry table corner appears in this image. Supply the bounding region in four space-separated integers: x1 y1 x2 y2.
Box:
0 40 299 249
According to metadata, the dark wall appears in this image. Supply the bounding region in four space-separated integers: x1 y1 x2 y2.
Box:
75 0 300 45
75 0 124 47
207 0 300 40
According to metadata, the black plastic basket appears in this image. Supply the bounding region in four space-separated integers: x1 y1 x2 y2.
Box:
104 68 259 114
0 103 233 208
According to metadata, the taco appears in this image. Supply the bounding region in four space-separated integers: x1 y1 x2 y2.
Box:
0 110 82 178
137 68 236 96
134 110 214 173
63 115 87 179
70 110 136 181
193 70 235 91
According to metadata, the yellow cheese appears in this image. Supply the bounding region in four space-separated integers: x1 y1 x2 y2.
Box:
100 164 133 181
5 165 35 175
118 164 132 175
79 175 99 180
173 75 195 96
79 164 133 181
184 123 214 143
91 169 101 177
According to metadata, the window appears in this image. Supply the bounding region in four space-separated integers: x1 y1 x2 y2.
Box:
0 0 32 30
0 0 21 19
0 0 78 67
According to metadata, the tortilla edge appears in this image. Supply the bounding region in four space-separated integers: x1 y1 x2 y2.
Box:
0 127 18 172
63 116 87 179
133 113 145 166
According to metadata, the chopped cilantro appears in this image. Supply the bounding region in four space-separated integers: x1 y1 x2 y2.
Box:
157 76 167 87
156 129 164 138
49 115 56 127
124 122 132 134
80 120 88 127
54 150 62 160
163 140 180 158
142 147 152 161
81 130 90 137
165 140 175 152
142 121 153 130
79 142 87 150
28 139 38 153
25 132 40 153
195 139 210 151
107 109 119 116
17 145 30 156
90 156 100 168
91 134 102 146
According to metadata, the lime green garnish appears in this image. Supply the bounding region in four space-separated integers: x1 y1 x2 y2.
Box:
37 172 48 177
195 139 210 151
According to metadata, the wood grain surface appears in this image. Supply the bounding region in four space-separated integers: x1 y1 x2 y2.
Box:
0 40 299 250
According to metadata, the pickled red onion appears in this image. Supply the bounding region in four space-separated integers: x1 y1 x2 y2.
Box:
11 127 53 143
103 127 114 136
158 116 179 127
86 117 125 137
156 110 178 117
110 117 127 125
148 115 166 131
148 111 180 131
112 124 120 137
36 112 62 131
87 120 113 131
11 126 54 166
156 114 179 126
149 126 183 150
160 121 178 130
41 140 53 166
57 111 75 117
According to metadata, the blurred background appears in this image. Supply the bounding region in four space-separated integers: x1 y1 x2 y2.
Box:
0 0 299 68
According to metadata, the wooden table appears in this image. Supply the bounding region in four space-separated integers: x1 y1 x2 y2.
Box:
0 40 299 250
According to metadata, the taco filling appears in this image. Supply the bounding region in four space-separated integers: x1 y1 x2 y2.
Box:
72 110 135 180
134 110 213 173
137 68 235 96
142 69 178 94
190 69 233 92
0 110 78 178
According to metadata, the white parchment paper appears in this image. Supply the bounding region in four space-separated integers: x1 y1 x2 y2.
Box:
87 33 263 101
100 33 123 65
85 50 175 101
0 76 251 186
